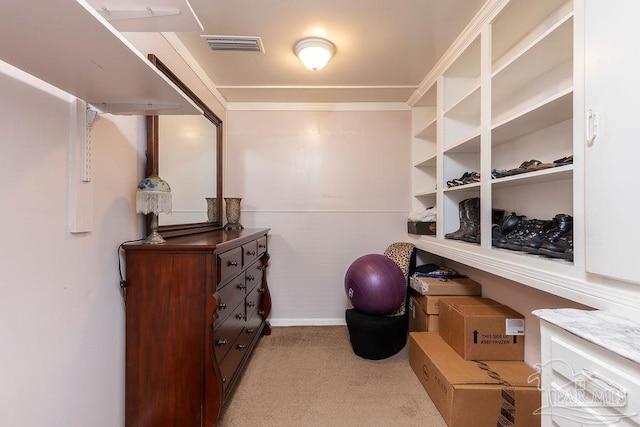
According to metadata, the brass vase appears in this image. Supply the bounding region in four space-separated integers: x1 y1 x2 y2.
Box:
206 197 217 222
224 198 243 230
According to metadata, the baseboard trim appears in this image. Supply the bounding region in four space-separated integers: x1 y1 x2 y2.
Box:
269 318 346 327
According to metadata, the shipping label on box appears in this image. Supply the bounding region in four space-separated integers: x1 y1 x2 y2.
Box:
409 276 482 296
439 297 525 361
409 333 540 427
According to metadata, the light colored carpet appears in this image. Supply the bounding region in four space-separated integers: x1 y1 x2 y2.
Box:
217 326 447 427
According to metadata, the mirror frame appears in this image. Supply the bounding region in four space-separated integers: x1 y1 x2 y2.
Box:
146 54 223 237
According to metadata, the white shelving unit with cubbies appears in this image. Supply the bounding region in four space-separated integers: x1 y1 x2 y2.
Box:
406 0 640 319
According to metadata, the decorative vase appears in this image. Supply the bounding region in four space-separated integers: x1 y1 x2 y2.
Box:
206 197 217 222
224 197 244 230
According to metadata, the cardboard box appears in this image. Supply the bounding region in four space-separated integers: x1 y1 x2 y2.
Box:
409 297 439 332
408 221 436 235
412 294 489 315
409 276 482 296
439 297 525 361
409 333 540 427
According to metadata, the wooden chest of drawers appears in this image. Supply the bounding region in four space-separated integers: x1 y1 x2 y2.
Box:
123 229 271 426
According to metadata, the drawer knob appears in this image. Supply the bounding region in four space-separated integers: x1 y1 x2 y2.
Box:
247 250 256 256
247 301 256 308
227 260 238 267
246 328 255 334
238 284 247 290
237 313 246 320
219 302 227 310
237 344 246 350
258 244 266 248
259 310 265 316
257 288 265 293
216 338 227 347
247 275 255 281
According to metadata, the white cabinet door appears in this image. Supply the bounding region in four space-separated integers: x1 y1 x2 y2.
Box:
584 0 640 284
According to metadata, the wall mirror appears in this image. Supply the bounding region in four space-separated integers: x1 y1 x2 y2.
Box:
146 54 223 237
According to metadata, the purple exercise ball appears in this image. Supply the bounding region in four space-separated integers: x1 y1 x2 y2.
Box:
344 254 406 315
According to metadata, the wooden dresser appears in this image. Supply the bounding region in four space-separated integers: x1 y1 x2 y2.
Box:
123 228 271 426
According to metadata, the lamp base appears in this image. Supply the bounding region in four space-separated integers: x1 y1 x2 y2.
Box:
224 222 244 231
142 230 167 244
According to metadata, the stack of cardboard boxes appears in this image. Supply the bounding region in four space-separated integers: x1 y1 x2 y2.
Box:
408 275 541 426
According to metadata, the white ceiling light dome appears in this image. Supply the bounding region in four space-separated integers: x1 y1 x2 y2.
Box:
294 38 336 71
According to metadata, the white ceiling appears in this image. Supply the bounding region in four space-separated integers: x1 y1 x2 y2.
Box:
94 0 488 104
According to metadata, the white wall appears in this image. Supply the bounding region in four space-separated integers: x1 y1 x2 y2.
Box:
0 62 144 426
226 108 412 325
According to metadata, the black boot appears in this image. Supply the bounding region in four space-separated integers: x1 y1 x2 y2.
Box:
461 197 480 244
507 219 554 252
496 218 534 249
522 214 570 254
445 199 469 240
493 213 525 247
539 229 573 259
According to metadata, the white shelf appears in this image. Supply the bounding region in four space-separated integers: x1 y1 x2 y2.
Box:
491 165 573 189
415 117 437 139
443 181 480 193
492 89 573 146
444 133 481 154
414 154 437 168
0 0 201 115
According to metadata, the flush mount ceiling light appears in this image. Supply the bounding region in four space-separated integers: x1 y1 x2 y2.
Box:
294 38 335 71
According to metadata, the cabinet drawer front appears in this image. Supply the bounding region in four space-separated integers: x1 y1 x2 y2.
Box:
219 329 254 395
215 275 246 326
246 287 263 321
213 302 245 362
245 261 263 294
549 336 640 425
242 240 258 265
218 248 242 283
256 236 267 256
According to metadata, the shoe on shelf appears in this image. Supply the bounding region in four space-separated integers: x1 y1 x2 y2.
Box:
553 155 573 167
539 229 573 259
522 214 571 254
492 212 524 247
494 215 529 248
505 219 554 251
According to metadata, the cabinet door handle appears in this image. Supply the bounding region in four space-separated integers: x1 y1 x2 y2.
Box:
216 338 227 347
258 244 266 249
227 260 238 267
237 284 247 290
237 313 246 320
586 109 598 146
218 302 227 310
257 288 265 293
259 310 265 316
247 250 256 256
247 301 256 308
237 344 246 350
247 275 255 281
246 328 255 334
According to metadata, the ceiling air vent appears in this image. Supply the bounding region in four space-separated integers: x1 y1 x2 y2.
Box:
201 35 265 53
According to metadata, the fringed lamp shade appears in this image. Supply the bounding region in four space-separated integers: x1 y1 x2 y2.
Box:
136 174 172 244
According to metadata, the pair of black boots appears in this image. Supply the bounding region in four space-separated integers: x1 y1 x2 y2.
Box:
493 213 573 260
445 198 480 243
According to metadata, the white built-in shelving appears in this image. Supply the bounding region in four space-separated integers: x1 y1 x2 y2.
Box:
408 0 640 319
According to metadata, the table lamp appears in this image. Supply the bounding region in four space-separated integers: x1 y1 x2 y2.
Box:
136 174 172 244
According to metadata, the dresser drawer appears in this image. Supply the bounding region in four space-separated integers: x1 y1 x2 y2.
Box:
243 240 258 265
213 301 246 362
219 329 254 395
215 274 246 326
246 286 263 321
245 260 264 294
548 334 640 426
256 236 267 256
218 247 242 283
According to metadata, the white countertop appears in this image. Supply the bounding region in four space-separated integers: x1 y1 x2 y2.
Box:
533 308 640 365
